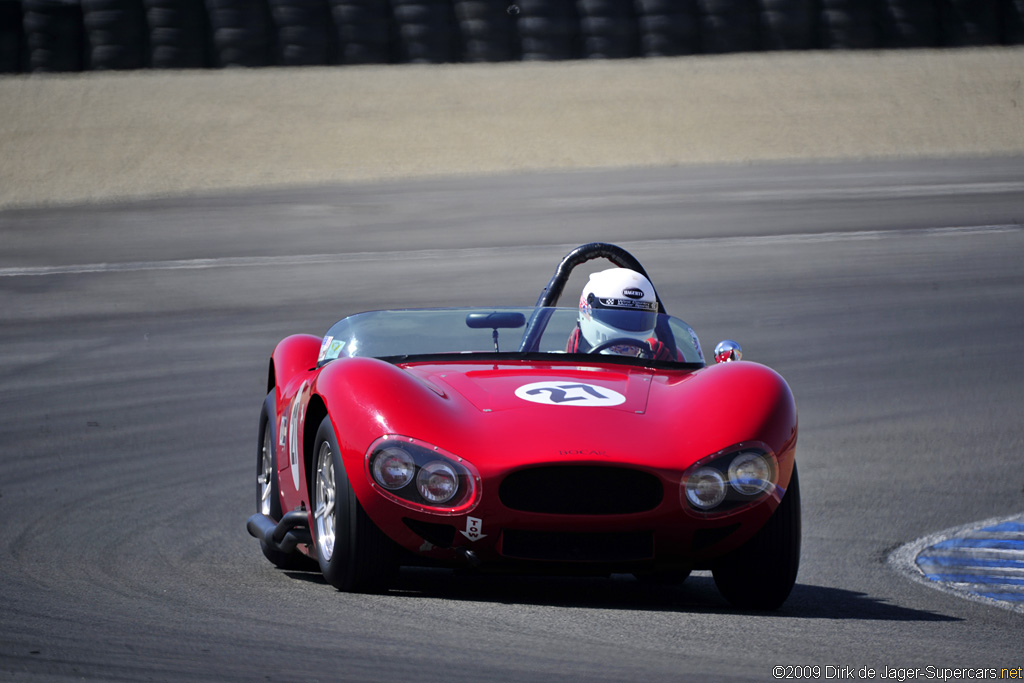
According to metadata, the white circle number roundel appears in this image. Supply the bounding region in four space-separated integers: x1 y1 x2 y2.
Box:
514 381 625 407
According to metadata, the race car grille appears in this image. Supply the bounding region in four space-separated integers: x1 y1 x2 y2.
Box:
498 466 663 515
403 518 456 548
501 530 654 563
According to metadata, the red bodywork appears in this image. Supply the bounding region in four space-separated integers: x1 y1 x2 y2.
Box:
267 331 797 573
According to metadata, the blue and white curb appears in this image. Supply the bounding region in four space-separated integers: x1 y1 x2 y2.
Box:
889 513 1024 614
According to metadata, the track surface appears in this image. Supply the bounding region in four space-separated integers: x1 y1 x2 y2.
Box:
1 157 1023 681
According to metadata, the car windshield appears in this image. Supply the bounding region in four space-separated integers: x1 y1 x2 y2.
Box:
318 307 705 367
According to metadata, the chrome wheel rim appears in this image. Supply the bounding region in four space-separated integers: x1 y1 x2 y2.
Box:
259 422 273 516
314 441 336 561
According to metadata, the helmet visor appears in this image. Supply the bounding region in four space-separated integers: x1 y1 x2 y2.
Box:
590 297 658 332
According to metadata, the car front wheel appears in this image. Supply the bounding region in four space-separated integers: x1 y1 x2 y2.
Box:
312 416 398 592
712 464 801 610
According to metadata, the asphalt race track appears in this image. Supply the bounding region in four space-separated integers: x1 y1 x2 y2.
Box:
1 156 1022 681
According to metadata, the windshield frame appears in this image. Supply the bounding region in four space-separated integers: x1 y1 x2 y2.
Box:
317 307 706 370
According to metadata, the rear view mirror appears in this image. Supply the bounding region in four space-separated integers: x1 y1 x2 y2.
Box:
465 312 526 330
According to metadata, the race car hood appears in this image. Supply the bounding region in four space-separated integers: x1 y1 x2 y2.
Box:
314 357 796 475
414 364 653 415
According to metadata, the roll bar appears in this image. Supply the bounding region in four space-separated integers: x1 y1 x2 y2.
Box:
533 242 667 314
519 242 672 353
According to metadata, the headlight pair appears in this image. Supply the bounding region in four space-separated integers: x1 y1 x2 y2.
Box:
366 436 479 514
682 445 777 513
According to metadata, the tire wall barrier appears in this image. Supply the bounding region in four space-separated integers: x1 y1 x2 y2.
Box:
3 0 1023 73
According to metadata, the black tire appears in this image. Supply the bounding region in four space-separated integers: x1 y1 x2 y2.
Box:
634 0 700 57
268 0 334 66
635 0 679 11
329 0 394 64
712 464 801 610
144 0 210 68
81 0 149 70
696 0 760 53
878 0 940 47
515 0 579 60
453 0 518 62
256 391 317 570
759 0 817 50
1006 0 1024 44
818 0 880 49
23 0 86 73
0 1 24 73
577 0 638 59
205 0 273 67
938 0 999 46
389 0 457 64
311 416 399 592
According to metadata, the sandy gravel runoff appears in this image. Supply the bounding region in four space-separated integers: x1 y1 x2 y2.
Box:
1 47 1022 208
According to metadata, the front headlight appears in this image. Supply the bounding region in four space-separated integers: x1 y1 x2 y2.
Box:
727 451 772 495
372 446 416 490
681 443 777 514
684 467 727 510
366 436 479 514
417 461 459 504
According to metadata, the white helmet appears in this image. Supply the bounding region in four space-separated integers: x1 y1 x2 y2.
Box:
577 268 659 352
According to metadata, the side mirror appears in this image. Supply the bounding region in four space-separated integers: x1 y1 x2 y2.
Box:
714 340 742 363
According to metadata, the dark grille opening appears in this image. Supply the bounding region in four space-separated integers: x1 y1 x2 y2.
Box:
403 518 456 548
502 530 654 563
499 466 664 514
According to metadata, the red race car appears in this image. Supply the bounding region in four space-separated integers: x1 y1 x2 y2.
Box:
247 243 800 609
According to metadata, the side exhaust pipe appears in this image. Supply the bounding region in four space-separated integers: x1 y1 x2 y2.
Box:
247 510 313 554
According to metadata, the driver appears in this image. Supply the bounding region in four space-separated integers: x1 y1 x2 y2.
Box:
566 268 677 360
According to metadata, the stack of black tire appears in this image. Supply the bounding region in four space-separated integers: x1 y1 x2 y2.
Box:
1 0 25 72
330 0 392 63
818 0 877 48
635 0 700 56
516 0 578 60
146 0 208 68
761 0 816 50
269 0 333 65
577 0 638 58
454 0 518 62
697 0 759 53
83 0 149 69
4 0 1024 74
21 0 85 72
941 0 1002 46
1006 0 1024 44
390 0 458 63
205 0 272 67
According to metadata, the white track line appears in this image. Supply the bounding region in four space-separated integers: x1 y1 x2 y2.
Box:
1 224 1021 279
